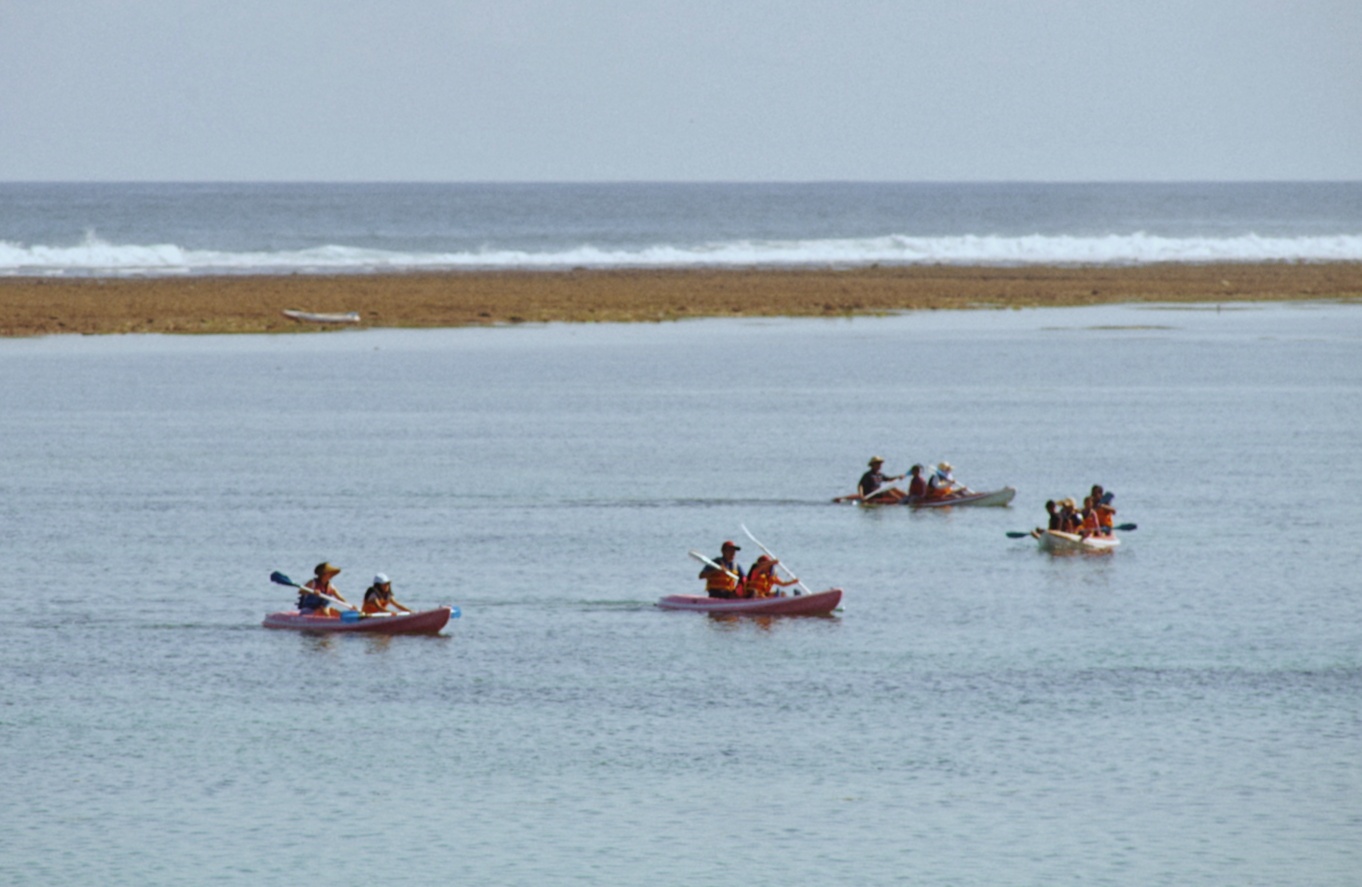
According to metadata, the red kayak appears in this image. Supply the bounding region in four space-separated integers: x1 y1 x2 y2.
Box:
262 607 453 635
656 588 843 616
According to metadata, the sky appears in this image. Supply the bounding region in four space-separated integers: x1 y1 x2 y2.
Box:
2 0 1360 182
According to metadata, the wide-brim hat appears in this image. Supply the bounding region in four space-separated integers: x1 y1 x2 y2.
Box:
868 455 885 466
314 561 341 577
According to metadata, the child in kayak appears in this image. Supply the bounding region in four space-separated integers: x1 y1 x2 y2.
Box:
906 464 928 500
744 555 799 599
362 573 413 615
300 562 350 616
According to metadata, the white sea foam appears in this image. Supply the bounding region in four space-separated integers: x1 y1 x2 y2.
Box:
2 232 1359 276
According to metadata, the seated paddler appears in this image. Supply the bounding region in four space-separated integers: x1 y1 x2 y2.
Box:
906 464 928 500
362 573 413 615
925 461 959 499
300 562 349 616
858 456 906 503
699 541 745 599
745 555 798 599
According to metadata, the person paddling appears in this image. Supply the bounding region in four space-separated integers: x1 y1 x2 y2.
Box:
361 573 412 615
300 562 349 616
858 456 906 503
925 461 961 499
699 541 745 599
745 555 799 599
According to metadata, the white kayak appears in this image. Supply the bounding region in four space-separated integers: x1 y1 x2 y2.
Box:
1036 530 1121 553
282 309 361 324
906 486 1016 508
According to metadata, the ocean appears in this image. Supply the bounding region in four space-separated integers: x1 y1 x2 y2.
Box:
2 181 1361 275
2 302 1359 885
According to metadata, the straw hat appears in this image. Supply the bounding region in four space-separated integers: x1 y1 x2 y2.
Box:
868 455 885 466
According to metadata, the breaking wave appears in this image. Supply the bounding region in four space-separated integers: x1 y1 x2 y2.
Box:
3 231 1359 276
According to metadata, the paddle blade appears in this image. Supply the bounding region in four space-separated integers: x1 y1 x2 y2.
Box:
270 571 298 587
1115 523 1138 531
1005 532 1031 538
340 610 363 623
449 606 462 619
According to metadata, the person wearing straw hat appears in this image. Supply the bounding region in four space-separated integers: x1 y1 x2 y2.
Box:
926 461 959 499
361 573 412 615
857 456 906 503
299 562 349 616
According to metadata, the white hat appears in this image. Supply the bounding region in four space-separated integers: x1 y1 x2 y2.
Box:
373 573 390 585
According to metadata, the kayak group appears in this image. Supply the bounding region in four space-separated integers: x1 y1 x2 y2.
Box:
1033 485 1119 538
269 463 1126 627
696 540 801 599
846 456 967 504
295 562 414 617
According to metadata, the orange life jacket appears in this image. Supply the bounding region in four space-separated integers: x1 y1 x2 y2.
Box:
746 570 775 598
703 560 741 594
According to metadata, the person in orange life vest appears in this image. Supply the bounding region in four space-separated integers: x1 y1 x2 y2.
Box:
858 456 906 503
906 464 928 500
300 562 350 616
1079 496 1103 537
925 462 958 499
1090 485 1116 534
362 573 412 615
745 555 798 599
699 541 745 599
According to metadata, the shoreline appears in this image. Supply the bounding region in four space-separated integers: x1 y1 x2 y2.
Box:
2 263 1360 337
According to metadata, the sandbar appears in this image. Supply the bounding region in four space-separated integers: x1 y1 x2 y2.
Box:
2 263 1360 337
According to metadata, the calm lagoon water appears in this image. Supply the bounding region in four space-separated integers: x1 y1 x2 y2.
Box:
2 302 1359 885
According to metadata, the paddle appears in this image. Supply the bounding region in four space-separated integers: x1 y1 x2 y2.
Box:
688 550 741 581
740 523 811 597
269 570 363 620
1006 523 1137 538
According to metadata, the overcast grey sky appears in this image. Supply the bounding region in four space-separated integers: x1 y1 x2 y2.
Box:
3 0 1360 182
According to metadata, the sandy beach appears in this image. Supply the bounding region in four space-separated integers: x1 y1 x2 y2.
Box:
3 263 1360 337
